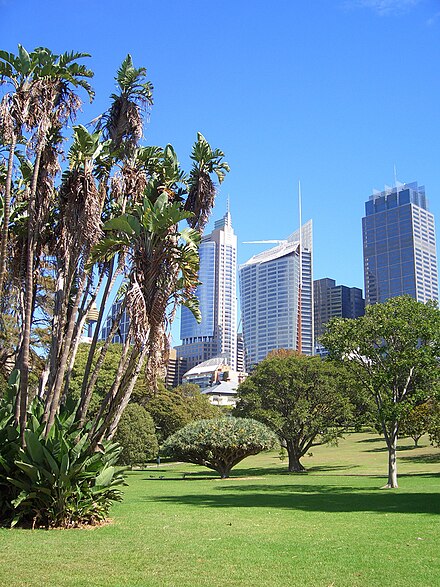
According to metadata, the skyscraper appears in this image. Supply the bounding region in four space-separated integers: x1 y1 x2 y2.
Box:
362 181 438 305
313 278 364 353
176 209 237 371
239 220 313 370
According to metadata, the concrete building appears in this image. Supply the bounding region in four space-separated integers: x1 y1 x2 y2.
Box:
239 220 313 370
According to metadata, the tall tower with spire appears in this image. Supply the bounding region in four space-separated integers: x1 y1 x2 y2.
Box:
176 208 238 371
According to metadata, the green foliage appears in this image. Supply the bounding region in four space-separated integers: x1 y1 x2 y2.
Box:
0 389 126 528
235 351 353 472
114 403 158 467
162 416 277 478
400 401 436 447
322 296 440 487
427 400 440 448
144 385 219 441
68 343 135 413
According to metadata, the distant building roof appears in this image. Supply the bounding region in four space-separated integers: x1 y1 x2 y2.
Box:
183 356 229 377
201 381 238 397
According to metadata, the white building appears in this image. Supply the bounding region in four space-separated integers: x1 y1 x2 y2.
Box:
176 208 238 370
239 220 314 370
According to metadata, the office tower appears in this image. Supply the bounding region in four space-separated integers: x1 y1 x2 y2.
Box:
176 208 238 371
239 220 313 370
362 182 438 305
101 300 130 344
165 348 188 388
313 278 365 350
236 333 245 373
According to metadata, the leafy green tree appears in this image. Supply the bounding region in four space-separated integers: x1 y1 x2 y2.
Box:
399 401 436 447
114 403 158 467
235 351 353 472
163 417 277 478
144 385 218 442
321 296 440 488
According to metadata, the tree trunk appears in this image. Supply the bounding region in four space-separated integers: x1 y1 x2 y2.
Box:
286 442 306 472
216 464 231 479
384 431 398 488
17 139 42 444
0 135 16 296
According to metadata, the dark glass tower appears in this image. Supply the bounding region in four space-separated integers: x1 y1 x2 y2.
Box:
314 278 365 341
362 182 438 305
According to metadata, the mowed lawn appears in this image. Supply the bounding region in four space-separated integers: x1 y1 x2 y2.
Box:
1 433 440 587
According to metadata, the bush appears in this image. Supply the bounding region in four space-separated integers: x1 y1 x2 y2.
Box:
0 385 126 528
162 416 278 478
145 386 219 442
115 403 158 467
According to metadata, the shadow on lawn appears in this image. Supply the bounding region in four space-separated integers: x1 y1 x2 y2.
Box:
150 481 440 515
400 452 440 465
232 464 359 477
365 443 420 453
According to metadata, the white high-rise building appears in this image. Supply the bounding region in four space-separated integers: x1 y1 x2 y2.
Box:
176 209 237 371
239 220 313 370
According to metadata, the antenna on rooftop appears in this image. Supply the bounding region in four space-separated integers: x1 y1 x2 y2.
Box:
393 164 398 188
297 180 303 353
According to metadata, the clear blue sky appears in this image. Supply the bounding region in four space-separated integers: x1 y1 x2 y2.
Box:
2 0 440 344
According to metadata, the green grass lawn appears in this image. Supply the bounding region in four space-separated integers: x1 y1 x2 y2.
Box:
1 432 440 587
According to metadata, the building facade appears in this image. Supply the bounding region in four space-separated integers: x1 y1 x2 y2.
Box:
313 278 365 353
176 209 238 371
239 220 313 370
100 300 130 344
362 182 438 305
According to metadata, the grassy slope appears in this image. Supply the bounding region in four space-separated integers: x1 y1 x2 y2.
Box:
1 433 440 587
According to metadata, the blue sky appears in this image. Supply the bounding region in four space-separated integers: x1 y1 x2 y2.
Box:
2 0 440 343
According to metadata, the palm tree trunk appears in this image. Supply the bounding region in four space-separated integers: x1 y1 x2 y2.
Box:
107 345 148 440
77 296 127 427
44 271 88 434
17 143 42 444
89 334 132 439
0 135 16 296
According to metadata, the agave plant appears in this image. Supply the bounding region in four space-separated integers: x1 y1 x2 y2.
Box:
0 380 126 529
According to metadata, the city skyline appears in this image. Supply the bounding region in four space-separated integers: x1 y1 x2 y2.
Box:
3 1 440 349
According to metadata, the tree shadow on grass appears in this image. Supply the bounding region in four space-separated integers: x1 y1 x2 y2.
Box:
149 482 440 515
231 464 359 477
357 437 383 444
400 452 440 465
365 443 418 453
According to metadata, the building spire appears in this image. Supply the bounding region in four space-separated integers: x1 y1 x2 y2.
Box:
223 196 232 226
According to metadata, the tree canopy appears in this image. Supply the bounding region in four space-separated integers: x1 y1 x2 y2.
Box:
321 296 440 488
163 417 277 478
235 351 353 472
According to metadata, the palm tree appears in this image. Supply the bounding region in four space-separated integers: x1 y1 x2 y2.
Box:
0 45 94 442
185 132 230 231
98 54 153 153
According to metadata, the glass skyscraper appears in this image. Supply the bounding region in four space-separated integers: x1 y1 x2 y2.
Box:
313 278 365 354
362 182 438 305
239 220 313 370
176 209 237 371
